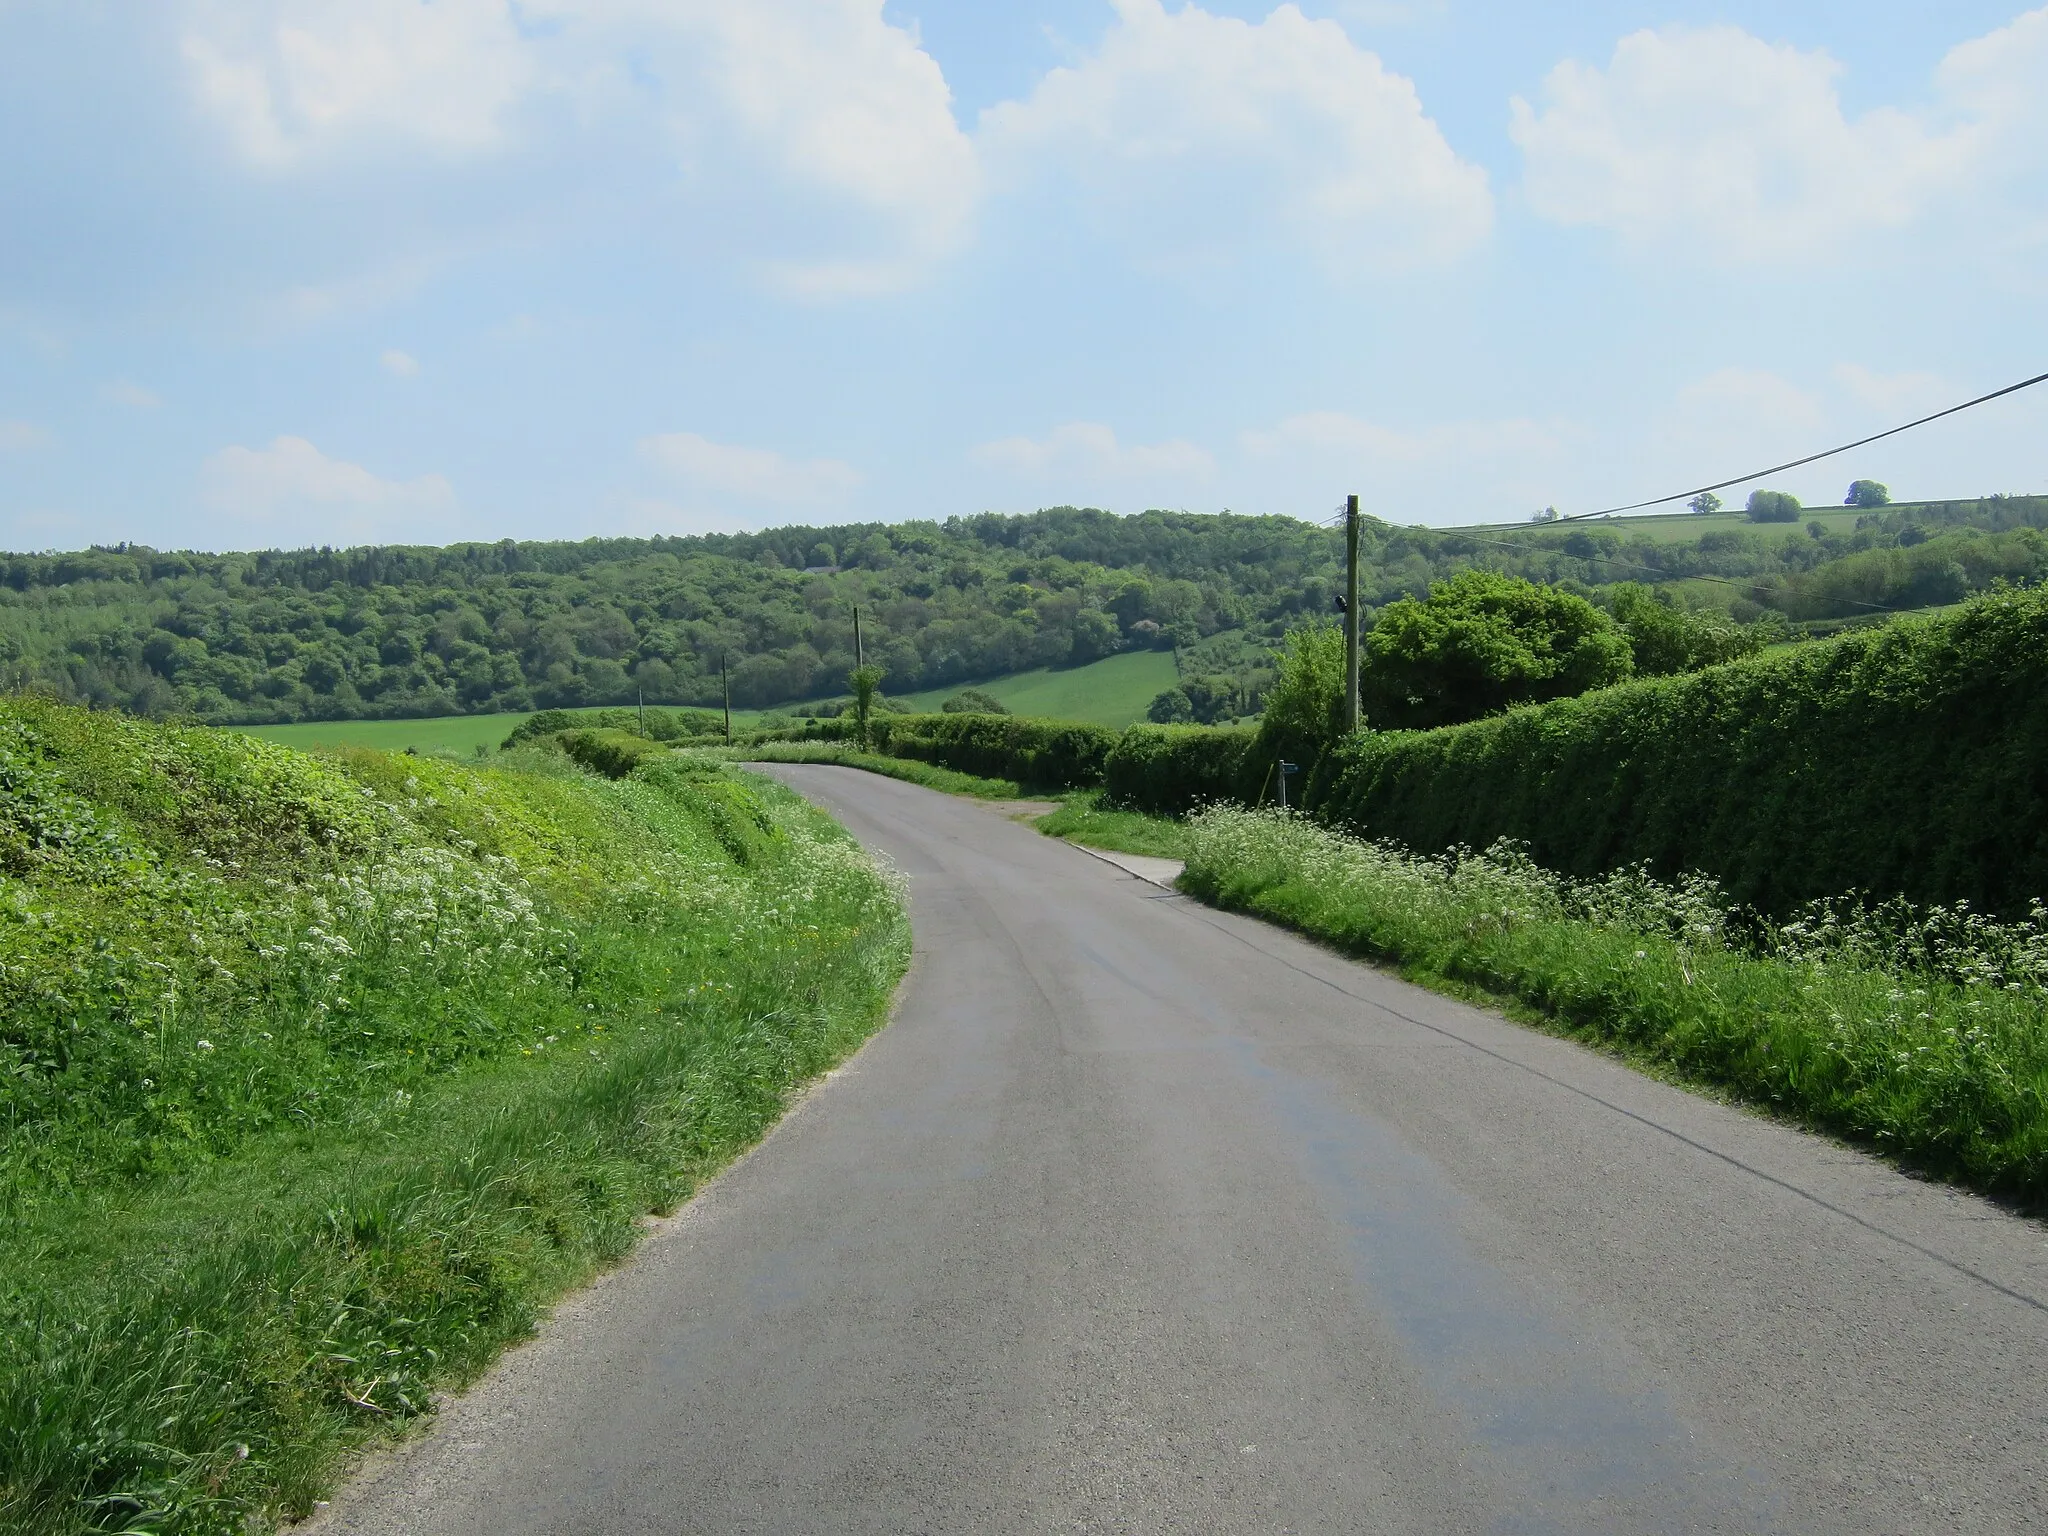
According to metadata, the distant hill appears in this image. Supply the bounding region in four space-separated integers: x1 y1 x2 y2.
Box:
2 496 2041 725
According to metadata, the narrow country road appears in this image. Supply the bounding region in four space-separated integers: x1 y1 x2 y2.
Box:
313 765 2048 1535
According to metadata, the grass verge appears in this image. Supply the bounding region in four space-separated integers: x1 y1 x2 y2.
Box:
1032 791 1190 860
1179 807 2048 1207
0 698 910 1535
723 740 1025 798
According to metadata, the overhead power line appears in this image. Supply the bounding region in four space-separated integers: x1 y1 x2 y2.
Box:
1560 366 2048 523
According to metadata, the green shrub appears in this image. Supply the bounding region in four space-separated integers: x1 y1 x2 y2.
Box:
1146 687 1194 724
940 688 1008 714
1309 587 2048 917
503 709 721 751
1103 724 1257 816
502 709 577 749
1607 583 1765 675
550 727 670 779
1232 621 1352 805
1360 570 1634 729
1746 489 1802 522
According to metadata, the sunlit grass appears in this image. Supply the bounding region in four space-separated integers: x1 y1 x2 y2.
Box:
1034 791 1190 860
891 649 1179 727
0 699 909 1534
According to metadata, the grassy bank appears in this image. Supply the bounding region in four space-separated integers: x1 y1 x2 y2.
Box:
0 698 909 1534
1032 792 1190 860
1180 808 2048 1205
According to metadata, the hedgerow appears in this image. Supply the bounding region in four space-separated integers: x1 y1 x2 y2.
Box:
757 712 1117 791
1101 724 1256 815
1310 586 2048 917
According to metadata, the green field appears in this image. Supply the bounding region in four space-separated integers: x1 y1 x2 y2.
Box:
895 649 1180 726
226 651 1176 756
236 704 767 757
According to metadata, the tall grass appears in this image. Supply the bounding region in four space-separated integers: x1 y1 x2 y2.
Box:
1181 807 2048 1204
0 698 909 1534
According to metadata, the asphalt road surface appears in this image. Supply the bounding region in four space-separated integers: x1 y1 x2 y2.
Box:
313 765 2048 1535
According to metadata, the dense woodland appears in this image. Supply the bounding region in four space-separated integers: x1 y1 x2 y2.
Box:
2 496 2042 724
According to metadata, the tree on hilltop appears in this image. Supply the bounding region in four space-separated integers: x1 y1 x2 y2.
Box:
1746 489 1802 523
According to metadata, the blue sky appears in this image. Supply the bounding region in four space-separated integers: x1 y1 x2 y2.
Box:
0 0 2042 552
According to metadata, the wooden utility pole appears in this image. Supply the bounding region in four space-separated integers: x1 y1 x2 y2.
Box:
1343 493 1361 733
721 654 732 742
637 687 646 737
852 605 864 669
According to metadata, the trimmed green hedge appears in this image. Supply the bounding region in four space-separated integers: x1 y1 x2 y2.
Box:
760 712 1116 791
1308 587 2048 917
1104 724 1258 815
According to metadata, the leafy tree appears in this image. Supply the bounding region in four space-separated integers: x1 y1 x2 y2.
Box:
1846 479 1891 508
1606 584 1764 676
1146 687 1195 724
1746 489 1802 522
1361 570 1633 728
1182 675 1240 724
1262 621 1348 744
1241 620 1349 801
1068 607 1122 663
940 688 1007 714
1688 492 1723 516
849 664 884 749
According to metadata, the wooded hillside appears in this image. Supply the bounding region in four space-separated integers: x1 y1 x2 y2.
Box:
4 496 2041 725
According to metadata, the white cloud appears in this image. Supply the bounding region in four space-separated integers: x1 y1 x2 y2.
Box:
978 0 1490 275
1832 363 1950 419
181 0 535 166
1511 14 2048 259
1672 368 1824 432
200 436 456 539
667 0 979 294
639 431 861 504
179 0 979 295
1938 6 2048 164
381 348 419 376
1241 410 1564 464
970 422 1215 479
0 420 54 453
1641 368 1829 502
101 380 163 408
1335 2 1448 25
